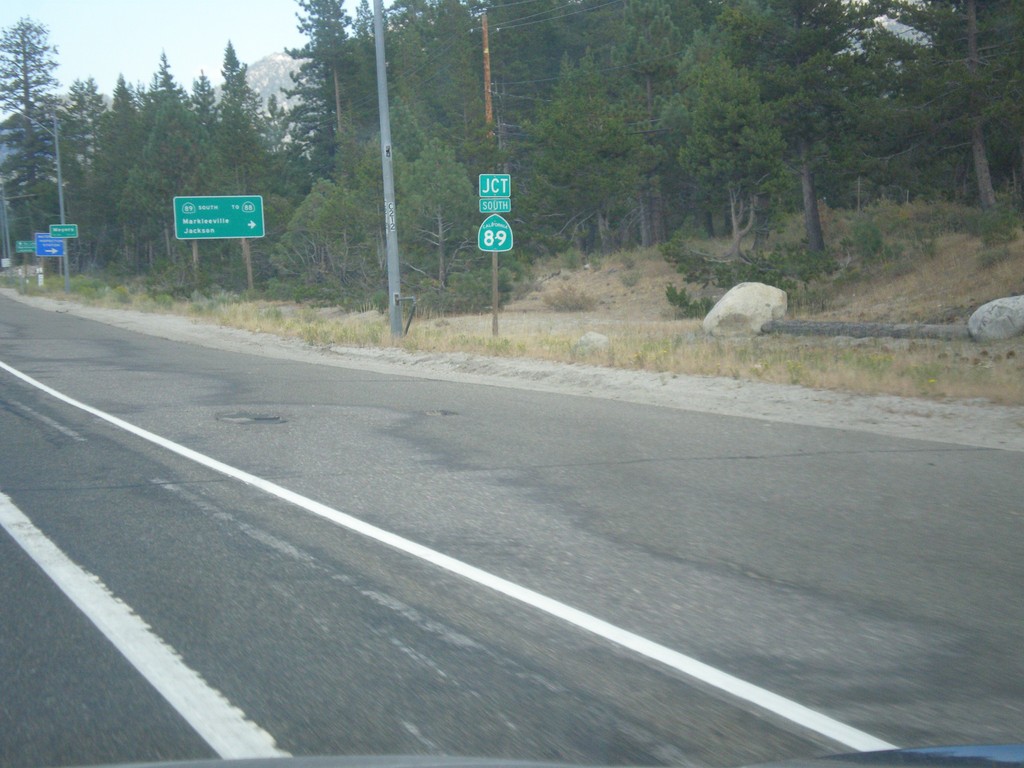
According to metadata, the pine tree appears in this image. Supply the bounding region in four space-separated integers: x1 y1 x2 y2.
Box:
122 54 205 267
60 78 106 175
59 77 107 269
401 137 475 287
287 0 354 180
0 17 60 234
216 42 266 191
91 76 143 270
527 54 642 254
190 72 218 139
721 0 878 252
678 57 784 258
614 0 682 245
885 0 1019 209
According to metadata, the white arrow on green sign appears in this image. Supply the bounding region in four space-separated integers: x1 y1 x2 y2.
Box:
173 195 265 240
49 224 78 238
16 241 35 253
478 214 513 252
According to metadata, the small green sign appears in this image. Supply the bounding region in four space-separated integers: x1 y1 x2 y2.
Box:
173 195 265 240
16 241 34 253
479 174 511 198
478 214 513 252
479 198 511 214
49 224 79 238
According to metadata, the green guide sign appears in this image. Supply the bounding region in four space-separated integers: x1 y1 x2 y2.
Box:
173 195 265 240
49 224 79 238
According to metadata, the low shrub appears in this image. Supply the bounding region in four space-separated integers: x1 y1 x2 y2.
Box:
543 284 596 312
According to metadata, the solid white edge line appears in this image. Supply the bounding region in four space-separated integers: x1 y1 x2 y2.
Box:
0 358 897 753
0 491 287 759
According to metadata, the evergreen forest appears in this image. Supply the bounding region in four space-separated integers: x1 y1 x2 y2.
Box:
1 0 1022 313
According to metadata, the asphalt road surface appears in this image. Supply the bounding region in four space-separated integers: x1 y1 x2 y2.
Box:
1 293 1021 768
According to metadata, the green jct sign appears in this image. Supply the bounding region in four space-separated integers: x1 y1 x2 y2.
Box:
173 195 265 240
479 174 511 198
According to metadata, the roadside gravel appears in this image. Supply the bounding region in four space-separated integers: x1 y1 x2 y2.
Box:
5 288 1023 453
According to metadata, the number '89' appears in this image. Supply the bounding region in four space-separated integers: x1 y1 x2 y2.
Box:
483 230 507 247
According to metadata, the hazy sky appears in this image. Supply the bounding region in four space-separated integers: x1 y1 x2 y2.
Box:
1 1 310 98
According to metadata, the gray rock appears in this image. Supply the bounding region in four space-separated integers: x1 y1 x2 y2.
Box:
702 282 787 337
968 296 1024 341
574 331 610 353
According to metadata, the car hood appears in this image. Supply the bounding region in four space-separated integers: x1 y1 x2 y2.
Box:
79 745 1024 768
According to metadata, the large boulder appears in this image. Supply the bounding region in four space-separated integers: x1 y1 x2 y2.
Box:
968 296 1024 341
702 282 787 337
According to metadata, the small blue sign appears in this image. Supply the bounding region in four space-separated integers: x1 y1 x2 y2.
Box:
35 233 65 257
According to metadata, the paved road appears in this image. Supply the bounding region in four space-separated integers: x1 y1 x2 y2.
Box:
1 294 1021 768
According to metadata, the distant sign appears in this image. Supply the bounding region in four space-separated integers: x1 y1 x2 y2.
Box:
478 214 513 252
479 174 511 198
16 240 34 253
173 195 265 240
49 224 79 238
35 233 64 257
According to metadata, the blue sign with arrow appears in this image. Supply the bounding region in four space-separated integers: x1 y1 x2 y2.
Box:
35 233 65 257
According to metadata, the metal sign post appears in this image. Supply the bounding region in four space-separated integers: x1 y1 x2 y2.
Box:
477 201 514 336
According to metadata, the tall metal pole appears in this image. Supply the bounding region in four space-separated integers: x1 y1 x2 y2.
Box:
373 0 403 337
53 114 69 293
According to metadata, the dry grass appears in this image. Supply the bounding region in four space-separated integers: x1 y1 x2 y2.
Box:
9 222 1024 405
394 314 1024 404
175 297 1022 405
806 233 1024 323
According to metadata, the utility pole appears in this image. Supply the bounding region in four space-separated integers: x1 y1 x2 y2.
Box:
482 13 494 132
54 114 69 293
0 181 12 288
374 0 403 337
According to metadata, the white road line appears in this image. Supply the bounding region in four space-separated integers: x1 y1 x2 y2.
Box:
10 400 87 441
0 358 897 753
0 491 287 759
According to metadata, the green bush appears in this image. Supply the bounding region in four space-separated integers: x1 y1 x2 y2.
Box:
665 284 713 318
976 207 1020 247
70 275 107 300
559 248 583 270
662 232 833 293
849 217 884 260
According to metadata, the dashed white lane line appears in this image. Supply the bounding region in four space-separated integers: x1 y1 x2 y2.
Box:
0 490 287 759
10 399 87 441
0 357 897 753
